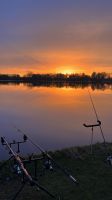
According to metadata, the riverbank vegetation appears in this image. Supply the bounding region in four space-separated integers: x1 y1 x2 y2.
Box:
0 72 112 83
0 72 112 90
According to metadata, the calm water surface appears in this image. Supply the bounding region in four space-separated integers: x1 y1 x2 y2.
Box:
0 84 112 160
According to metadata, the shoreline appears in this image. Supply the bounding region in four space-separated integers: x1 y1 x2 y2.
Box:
0 142 112 199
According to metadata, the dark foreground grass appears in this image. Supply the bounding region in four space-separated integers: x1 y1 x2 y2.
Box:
0 143 112 200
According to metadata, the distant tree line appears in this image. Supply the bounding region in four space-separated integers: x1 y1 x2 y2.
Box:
0 72 112 83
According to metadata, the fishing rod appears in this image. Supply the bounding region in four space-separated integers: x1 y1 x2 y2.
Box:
1 137 59 200
13 125 78 185
87 88 106 145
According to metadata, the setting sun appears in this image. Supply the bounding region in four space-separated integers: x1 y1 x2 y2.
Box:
61 69 75 74
56 66 78 75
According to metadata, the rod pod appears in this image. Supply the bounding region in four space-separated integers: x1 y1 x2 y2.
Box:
1 137 59 199
83 120 101 154
13 126 78 185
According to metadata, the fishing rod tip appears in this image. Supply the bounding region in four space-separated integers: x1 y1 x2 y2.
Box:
69 175 78 185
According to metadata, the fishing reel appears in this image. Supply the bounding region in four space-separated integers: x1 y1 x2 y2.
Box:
107 155 112 166
43 158 53 171
12 159 22 175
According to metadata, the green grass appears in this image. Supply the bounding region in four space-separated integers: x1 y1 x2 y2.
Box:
0 143 112 200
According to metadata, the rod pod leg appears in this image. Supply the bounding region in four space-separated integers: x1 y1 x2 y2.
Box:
11 182 26 200
90 127 94 155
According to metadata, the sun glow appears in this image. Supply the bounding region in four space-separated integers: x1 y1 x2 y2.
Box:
56 66 77 75
61 69 75 74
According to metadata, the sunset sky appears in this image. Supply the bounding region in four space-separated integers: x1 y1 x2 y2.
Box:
0 0 112 75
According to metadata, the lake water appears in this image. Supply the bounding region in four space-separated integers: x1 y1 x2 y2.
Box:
0 83 112 160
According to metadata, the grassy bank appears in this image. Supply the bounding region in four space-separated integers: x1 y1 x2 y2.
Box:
0 143 112 200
